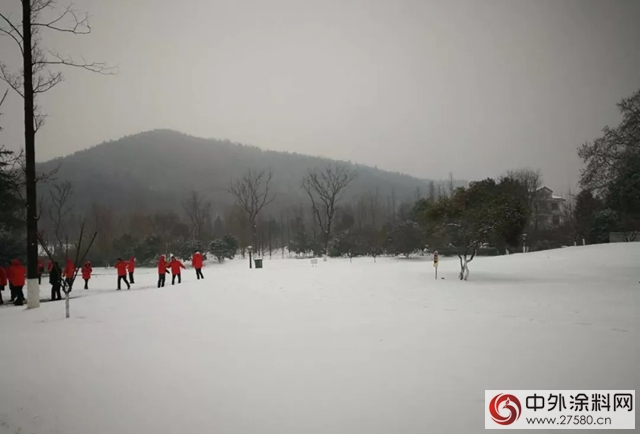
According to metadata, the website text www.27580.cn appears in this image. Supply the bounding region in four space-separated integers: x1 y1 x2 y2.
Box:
485 390 635 430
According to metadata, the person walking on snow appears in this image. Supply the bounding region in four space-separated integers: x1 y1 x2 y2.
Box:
168 255 185 285
128 257 136 284
8 259 26 306
192 251 204 280
49 261 62 301
0 265 7 305
6 263 15 302
82 261 93 290
114 258 130 290
64 258 76 291
37 258 44 284
157 255 169 288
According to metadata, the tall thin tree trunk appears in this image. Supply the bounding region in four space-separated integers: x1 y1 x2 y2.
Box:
268 222 272 259
286 219 291 258
252 219 257 255
23 1 40 308
280 215 285 259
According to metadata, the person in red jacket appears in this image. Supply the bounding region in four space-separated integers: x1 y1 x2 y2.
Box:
157 255 168 288
81 261 93 290
64 258 76 291
37 258 44 284
47 260 53 273
192 250 204 280
127 257 136 284
114 258 130 290
168 255 185 285
0 266 7 305
6 263 15 302
8 259 26 306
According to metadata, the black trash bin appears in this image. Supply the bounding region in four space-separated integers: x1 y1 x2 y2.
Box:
254 258 263 269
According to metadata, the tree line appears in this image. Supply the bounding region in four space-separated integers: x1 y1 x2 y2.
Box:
4 82 638 277
1 2 637 281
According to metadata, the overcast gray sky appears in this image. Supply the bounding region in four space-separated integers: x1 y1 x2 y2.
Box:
1 0 639 194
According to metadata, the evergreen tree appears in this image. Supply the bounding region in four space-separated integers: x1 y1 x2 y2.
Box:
388 221 424 257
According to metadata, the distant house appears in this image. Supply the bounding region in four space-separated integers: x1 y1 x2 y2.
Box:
534 187 566 228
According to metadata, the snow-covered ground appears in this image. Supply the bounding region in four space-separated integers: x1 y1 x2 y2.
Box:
0 244 638 434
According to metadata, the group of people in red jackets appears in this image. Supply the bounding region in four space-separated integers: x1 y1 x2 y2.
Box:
114 252 203 290
112 257 136 290
156 251 203 288
0 259 27 305
0 257 97 305
1 251 206 305
44 258 94 301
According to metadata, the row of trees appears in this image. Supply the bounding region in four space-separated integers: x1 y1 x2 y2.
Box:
0 133 569 283
1 0 636 285
19 85 636 280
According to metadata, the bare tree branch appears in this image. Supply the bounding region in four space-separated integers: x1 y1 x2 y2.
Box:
33 4 91 34
47 180 74 255
0 63 25 98
182 191 212 240
44 50 116 74
0 25 24 53
302 163 357 254
36 194 47 221
1 1 115 104
31 0 57 14
0 11 24 52
0 88 7 114
5 145 60 222
229 169 276 248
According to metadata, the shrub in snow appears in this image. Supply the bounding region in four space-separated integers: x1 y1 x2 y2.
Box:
328 230 363 260
209 235 239 263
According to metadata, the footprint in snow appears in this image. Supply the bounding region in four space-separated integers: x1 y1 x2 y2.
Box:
611 328 629 333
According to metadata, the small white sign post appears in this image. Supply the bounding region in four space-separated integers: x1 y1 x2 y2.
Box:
433 251 439 280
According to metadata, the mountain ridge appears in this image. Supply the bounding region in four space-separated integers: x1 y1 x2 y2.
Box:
36 129 462 215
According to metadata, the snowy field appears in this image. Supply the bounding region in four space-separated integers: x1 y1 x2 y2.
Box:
0 244 639 434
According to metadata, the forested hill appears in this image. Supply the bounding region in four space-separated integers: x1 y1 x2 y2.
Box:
36 129 460 215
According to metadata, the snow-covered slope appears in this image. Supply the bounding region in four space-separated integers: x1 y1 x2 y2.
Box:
1 244 638 434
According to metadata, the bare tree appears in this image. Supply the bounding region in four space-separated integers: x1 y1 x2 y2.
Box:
389 187 397 223
448 172 455 196
302 164 357 254
0 146 24 232
428 181 437 203
89 202 115 265
414 186 422 202
229 169 275 251
280 212 286 258
368 188 382 229
182 191 212 241
354 194 368 230
505 168 542 211
0 0 114 307
47 180 73 256
11 147 60 216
